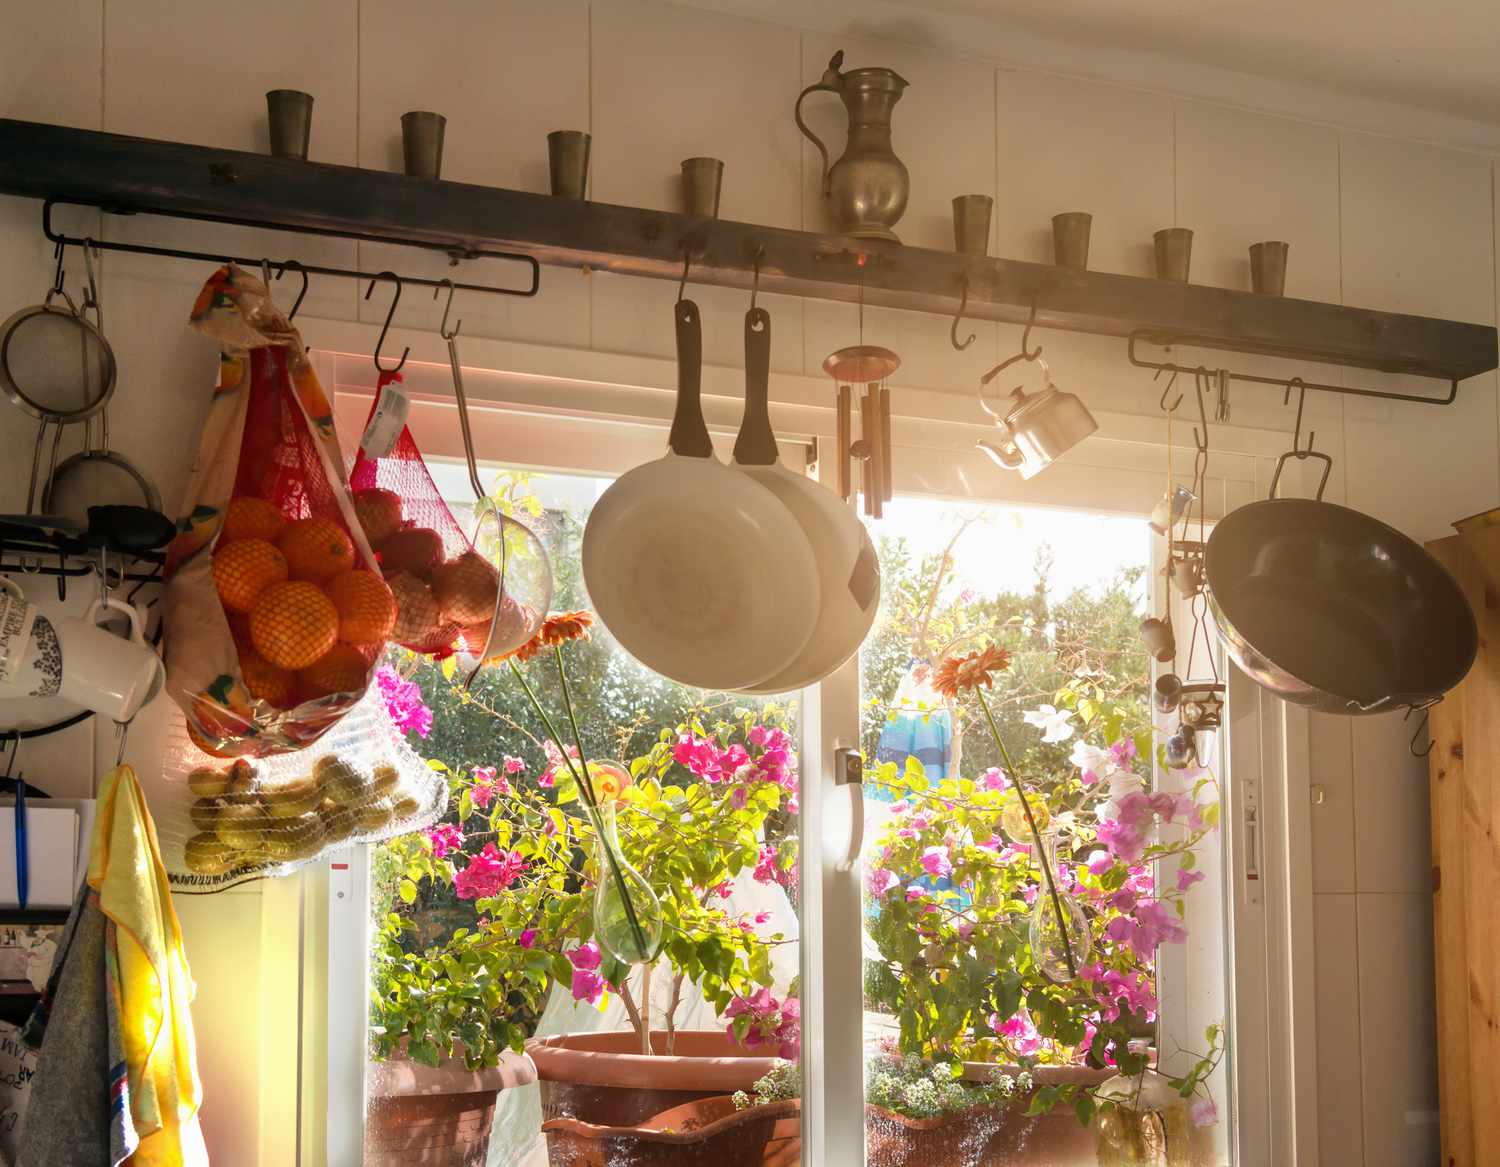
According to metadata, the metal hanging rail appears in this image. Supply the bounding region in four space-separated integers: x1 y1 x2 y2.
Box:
0 118 1493 400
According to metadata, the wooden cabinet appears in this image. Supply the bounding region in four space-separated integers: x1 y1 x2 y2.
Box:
1426 526 1500 1167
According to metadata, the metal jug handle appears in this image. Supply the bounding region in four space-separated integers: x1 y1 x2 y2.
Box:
795 51 845 197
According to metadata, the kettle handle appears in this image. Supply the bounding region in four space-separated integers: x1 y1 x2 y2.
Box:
795 51 845 197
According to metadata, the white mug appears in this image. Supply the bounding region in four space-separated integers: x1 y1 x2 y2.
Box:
54 596 164 723
0 578 61 699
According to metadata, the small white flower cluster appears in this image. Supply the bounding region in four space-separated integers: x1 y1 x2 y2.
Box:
863 1055 1031 1120
732 1058 802 1110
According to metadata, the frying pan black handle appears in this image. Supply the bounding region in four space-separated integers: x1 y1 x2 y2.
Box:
1269 449 1332 501
668 299 713 458
733 307 778 467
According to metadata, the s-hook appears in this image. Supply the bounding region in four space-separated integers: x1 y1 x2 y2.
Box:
978 300 1043 386
1406 705 1435 758
677 245 693 304
1157 365 1183 412
1284 376 1315 454
950 273 976 351
276 260 311 320
435 279 462 340
365 271 410 374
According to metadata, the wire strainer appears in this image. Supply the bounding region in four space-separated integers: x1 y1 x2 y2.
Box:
0 244 117 512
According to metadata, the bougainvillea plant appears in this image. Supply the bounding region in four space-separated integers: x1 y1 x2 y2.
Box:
369 613 802 1069
863 646 1223 1124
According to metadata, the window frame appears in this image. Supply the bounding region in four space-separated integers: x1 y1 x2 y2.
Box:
309 332 1311 1167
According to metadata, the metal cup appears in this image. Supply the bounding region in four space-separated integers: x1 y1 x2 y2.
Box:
682 157 725 218
1154 673 1184 714
1139 616 1176 663
1250 241 1289 295
952 195 993 256
1149 483 1195 535
548 130 591 199
401 111 446 179
1170 556 1203 597
1154 228 1193 282
266 90 313 160
1052 212 1092 269
1164 725 1198 769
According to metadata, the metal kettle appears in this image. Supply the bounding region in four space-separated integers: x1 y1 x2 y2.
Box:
795 50 911 242
976 356 1098 480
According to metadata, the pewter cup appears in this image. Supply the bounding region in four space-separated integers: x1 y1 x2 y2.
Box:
952 195 993 256
1052 212 1092 269
1154 674 1184 714
1154 228 1193 282
1139 616 1176 663
401 112 446 179
266 90 313 160
682 157 724 218
1250 241 1289 295
548 130 591 199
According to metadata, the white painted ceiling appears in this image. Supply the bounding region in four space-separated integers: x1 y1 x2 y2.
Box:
893 0 1500 124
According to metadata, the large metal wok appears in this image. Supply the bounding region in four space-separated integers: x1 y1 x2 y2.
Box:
1204 446 1477 716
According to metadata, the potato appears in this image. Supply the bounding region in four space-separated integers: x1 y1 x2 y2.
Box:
320 759 373 805
216 802 270 850
319 799 357 846
184 833 235 875
225 758 260 798
190 797 225 833
370 763 401 797
264 812 326 862
390 793 421 822
187 766 229 798
353 797 394 832
262 775 322 819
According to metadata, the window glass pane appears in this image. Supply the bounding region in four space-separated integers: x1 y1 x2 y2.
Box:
859 497 1227 1165
363 467 802 1166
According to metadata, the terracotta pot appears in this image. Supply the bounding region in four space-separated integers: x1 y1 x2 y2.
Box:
528 1029 782 1128
364 1047 536 1167
540 1094 800 1167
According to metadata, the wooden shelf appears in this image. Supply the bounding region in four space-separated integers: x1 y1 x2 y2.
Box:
0 118 1493 387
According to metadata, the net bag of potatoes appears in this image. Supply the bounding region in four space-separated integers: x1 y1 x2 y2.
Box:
164 266 394 758
349 380 525 660
159 686 447 891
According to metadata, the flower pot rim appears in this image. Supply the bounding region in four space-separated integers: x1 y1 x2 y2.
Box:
528 1029 783 1091
959 1058 1118 1087
540 1097 801 1144
368 1044 537 1099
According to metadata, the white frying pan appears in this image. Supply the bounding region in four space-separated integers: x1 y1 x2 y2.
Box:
731 307 881 694
582 299 819 691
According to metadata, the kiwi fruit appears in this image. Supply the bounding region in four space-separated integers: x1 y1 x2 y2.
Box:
187 766 229 798
184 833 235 875
319 799 357 846
225 759 260 798
262 775 322 819
264 812 326 863
370 763 401 797
216 802 270 851
317 758 373 804
390 793 421 822
190 797 225 833
353 797 395 832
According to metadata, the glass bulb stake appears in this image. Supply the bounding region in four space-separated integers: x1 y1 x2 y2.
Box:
1028 831 1093 981
976 689 1079 980
589 801 664 964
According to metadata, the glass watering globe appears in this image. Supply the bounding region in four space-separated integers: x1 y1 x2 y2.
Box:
589 796 664 965
1027 831 1093 982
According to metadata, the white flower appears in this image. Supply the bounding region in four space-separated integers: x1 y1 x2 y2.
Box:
1101 769 1146 820
1023 704 1075 744
1069 739 1115 782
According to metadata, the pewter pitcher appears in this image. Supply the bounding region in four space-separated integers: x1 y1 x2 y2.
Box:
795 50 910 241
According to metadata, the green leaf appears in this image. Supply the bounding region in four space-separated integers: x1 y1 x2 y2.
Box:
398 879 418 904
458 789 473 823
1073 1093 1096 1127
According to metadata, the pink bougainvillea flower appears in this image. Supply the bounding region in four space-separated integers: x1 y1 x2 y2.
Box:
426 823 464 859
375 665 432 738
979 767 1009 792
905 886 928 902
1190 1098 1218 1128
453 844 529 901
1086 849 1113 876
753 844 787 887
988 1009 1043 1056
920 845 952 879
568 941 609 1004
868 868 899 899
1109 737 1137 765
725 988 800 1060
1177 867 1206 892
503 755 525 774
519 928 537 949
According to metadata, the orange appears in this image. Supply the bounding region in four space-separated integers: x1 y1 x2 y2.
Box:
213 538 289 614
278 517 356 584
249 581 339 670
324 569 397 645
240 651 296 709
297 642 370 700
223 497 286 544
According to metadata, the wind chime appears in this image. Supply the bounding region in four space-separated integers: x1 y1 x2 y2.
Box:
820 254 896 518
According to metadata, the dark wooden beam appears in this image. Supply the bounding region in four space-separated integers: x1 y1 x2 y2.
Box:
0 118 1493 383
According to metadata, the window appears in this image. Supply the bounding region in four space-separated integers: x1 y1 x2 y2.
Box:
316 367 1246 1167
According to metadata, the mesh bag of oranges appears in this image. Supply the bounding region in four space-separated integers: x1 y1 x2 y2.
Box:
164 265 390 757
349 382 505 658
158 685 446 891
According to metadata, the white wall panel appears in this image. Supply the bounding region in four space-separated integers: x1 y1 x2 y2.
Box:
1314 893 1366 1164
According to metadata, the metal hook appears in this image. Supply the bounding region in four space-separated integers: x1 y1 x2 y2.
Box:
978 300 1045 386
1156 364 1183 412
1018 299 1041 362
80 238 101 331
950 273 976 351
1406 705 1434 758
1282 376 1315 454
435 279 462 340
364 271 410 374
50 240 66 298
261 258 273 289
1191 368 1212 453
275 260 310 320
1 735 16 781
677 246 692 304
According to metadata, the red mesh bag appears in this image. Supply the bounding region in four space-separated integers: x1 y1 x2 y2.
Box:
164 265 386 758
350 373 500 659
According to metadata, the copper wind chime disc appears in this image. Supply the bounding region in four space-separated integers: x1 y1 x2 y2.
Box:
823 345 900 520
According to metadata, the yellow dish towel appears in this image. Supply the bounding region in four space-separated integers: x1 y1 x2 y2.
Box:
89 765 209 1167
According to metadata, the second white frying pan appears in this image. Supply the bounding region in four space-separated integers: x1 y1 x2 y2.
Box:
582 299 820 692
